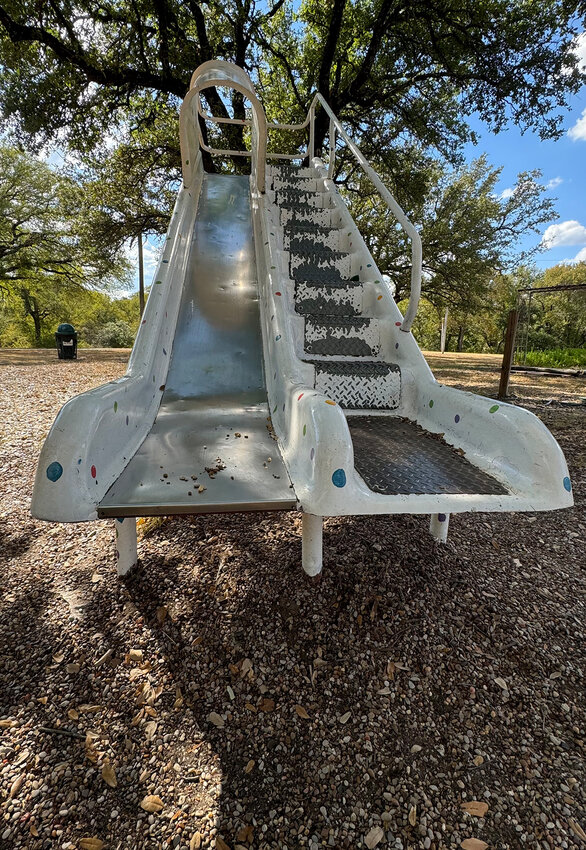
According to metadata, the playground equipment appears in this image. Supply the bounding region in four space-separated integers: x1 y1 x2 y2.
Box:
31 61 573 576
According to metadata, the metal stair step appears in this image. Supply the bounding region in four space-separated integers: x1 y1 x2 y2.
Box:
273 176 320 192
280 206 338 227
291 250 352 280
269 164 313 179
275 188 333 209
308 360 401 410
304 316 380 357
295 281 363 316
283 224 343 251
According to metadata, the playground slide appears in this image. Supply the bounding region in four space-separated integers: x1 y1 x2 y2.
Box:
31 60 572 576
31 161 296 524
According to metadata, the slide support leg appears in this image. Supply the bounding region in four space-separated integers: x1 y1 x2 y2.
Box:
115 517 137 576
302 513 323 579
430 512 450 543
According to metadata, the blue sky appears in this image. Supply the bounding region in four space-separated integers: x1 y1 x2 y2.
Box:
463 32 586 270
132 31 586 292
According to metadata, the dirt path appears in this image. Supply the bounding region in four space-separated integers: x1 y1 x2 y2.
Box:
0 351 584 850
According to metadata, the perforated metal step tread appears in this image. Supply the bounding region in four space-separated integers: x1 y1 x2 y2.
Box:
348 416 509 496
309 361 397 377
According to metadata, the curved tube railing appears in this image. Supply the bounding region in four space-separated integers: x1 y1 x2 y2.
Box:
180 62 421 331
180 60 267 193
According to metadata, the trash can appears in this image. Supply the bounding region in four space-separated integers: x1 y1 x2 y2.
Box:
55 323 78 360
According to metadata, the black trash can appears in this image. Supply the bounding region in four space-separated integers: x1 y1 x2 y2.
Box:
55 323 78 360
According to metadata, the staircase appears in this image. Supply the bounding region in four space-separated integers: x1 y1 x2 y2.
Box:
269 164 401 411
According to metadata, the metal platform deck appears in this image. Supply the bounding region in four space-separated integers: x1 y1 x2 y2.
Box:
348 416 509 497
99 175 296 517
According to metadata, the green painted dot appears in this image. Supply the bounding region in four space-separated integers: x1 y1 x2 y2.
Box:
429 399 434 408
273 404 277 413
114 401 118 412
489 404 499 413
155 280 162 285
303 424 306 436
185 159 189 165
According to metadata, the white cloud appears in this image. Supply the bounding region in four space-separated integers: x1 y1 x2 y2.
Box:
571 246 586 263
541 220 586 248
499 187 515 200
568 108 586 141
546 176 563 190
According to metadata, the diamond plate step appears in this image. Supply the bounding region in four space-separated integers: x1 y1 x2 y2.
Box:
304 317 380 357
273 176 320 192
349 417 509 496
269 165 313 179
283 224 343 251
295 280 363 316
309 361 401 410
280 206 339 227
291 250 352 279
276 188 333 209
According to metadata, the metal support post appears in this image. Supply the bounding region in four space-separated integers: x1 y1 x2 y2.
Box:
302 513 323 578
115 517 137 576
430 512 450 543
498 308 519 399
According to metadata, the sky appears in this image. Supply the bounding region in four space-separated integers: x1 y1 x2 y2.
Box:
130 32 586 293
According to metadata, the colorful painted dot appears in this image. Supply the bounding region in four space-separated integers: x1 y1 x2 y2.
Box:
563 476 572 492
162 259 169 263
274 371 277 380
142 320 146 325
367 263 372 267
377 294 383 300
91 465 97 479
438 513 447 523
273 404 277 413
77 458 82 465
332 468 347 488
282 403 285 411
46 461 63 482
275 291 282 296
114 401 118 412
395 342 399 350
325 399 336 405
275 335 281 341
185 159 189 165
489 404 499 413
429 400 434 408
303 424 307 436
298 393 304 401
155 280 162 285
116 517 125 524
126 415 129 426
310 447 315 461
163 348 167 356
395 321 402 327
454 414 460 423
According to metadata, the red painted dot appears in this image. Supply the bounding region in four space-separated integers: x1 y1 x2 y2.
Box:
91 465 97 479
395 321 402 326
298 393 304 401
275 291 282 296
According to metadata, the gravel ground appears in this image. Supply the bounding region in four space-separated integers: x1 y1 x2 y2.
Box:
0 350 584 850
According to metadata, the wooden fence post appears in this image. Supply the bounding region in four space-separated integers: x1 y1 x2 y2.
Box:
498 308 519 399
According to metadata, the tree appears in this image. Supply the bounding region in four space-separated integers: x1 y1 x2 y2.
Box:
0 144 131 344
0 1 584 164
345 156 555 310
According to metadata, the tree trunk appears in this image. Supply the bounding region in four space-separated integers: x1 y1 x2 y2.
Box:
457 326 464 351
20 288 43 345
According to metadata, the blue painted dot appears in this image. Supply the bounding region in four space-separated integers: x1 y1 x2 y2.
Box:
46 461 63 482
395 342 399 350
162 259 169 263
77 458 82 465
275 335 281 341
116 517 125 524
438 513 447 523
563 476 572 492
454 414 460 423
332 468 347 488
163 348 167 356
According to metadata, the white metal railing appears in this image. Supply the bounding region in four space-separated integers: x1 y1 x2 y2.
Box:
180 62 422 332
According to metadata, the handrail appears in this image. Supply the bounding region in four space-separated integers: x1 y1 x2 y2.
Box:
180 61 421 330
180 60 267 193
306 94 421 333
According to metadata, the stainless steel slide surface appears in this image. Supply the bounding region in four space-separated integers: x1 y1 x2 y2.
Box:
99 174 295 517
